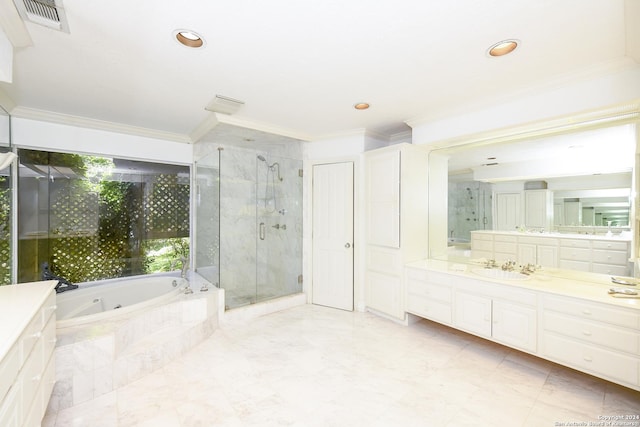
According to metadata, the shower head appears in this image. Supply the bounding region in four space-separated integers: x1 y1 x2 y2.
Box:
257 155 266 162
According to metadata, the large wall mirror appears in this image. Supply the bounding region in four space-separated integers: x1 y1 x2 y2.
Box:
432 121 638 276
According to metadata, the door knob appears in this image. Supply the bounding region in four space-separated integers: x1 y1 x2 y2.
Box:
345 243 351 248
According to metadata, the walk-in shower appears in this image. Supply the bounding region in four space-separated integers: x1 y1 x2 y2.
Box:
195 144 303 309
448 180 493 244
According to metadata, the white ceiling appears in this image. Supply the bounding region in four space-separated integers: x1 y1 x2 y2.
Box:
0 0 637 142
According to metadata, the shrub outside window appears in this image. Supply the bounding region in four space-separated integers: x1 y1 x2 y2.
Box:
17 149 190 284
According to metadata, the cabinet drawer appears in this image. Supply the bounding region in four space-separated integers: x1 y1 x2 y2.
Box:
0 381 21 427
494 234 517 243
560 239 591 249
494 242 516 254
471 233 493 241
592 240 628 251
407 280 452 303
0 345 20 402
518 236 557 246
559 247 590 262
20 314 43 362
591 263 629 276
472 240 493 252
41 291 56 325
543 312 639 354
558 260 590 272
542 333 639 387
20 337 45 413
592 249 628 265
406 296 452 325
543 295 640 329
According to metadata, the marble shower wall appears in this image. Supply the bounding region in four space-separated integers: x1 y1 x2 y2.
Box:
448 181 493 241
194 131 303 309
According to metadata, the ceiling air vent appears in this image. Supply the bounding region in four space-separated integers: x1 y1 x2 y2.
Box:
13 0 70 32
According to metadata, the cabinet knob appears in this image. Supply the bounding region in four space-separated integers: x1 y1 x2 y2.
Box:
582 330 592 336
345 243 351 249
583 355 593 363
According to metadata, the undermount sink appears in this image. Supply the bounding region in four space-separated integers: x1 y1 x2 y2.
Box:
471 268 531 281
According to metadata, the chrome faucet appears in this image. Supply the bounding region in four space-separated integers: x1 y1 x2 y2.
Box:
179 256 190 279
484 259 498 269
520 263 539 275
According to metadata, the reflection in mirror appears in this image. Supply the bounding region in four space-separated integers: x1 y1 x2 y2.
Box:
0 104 11 285
440 123 637 276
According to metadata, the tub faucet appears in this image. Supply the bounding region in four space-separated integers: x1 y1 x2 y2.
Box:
42 262 78 293
180 256 190 280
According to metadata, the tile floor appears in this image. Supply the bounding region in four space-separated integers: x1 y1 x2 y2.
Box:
44 304 640 427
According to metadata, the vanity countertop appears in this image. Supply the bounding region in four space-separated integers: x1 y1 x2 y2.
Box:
470 229 631 242
0 280 57 362
406 259 640 311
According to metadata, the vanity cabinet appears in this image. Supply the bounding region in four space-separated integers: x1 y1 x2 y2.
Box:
405 268 453 325
517 236 559 268
541 294 639 389
365 144 429 321
454 280 538 353
471 231 631 276
0 281 57 427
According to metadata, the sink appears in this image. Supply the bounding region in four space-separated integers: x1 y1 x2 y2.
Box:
471 268 531 281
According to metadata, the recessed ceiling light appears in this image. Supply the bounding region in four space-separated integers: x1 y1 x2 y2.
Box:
487 39 519 57
174 29 204 48
354 103 370 110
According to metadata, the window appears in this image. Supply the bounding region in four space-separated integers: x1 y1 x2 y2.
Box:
17 149 190 284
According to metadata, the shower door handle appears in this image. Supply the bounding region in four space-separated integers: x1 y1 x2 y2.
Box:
259 222 265 240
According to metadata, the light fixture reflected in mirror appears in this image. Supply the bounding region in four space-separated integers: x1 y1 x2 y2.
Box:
0 152 17 170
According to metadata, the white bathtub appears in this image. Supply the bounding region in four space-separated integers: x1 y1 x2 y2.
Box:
49 275 220 413
56 275 185 327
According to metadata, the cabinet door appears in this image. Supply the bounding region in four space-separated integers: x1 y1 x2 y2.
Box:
492 300 537 352
517 244 537 265
494 193 521 231
537 245 558 268
367 270 403 320
366 150 400 248
454 292 491 338
525 190 552 229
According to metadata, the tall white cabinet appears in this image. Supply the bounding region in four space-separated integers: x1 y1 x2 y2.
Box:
365 143 429 321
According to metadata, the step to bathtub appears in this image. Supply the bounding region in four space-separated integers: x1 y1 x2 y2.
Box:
116 320 200 358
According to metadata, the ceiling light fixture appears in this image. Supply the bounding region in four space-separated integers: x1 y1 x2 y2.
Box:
174 29 204 48
487 39 519 57
354 103 370 110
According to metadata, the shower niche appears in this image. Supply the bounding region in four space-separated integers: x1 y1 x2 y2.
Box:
195 138 303 310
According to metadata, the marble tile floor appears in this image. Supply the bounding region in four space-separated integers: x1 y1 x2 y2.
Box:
44 304 640 427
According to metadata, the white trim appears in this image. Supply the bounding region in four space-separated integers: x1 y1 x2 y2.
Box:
10 107 192 144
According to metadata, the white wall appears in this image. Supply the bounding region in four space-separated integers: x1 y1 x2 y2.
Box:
11 117 193 164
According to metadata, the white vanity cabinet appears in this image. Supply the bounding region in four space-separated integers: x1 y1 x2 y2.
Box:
364 144 429 321
541 294 639 390
0 281 57 427
517 236 559 268
405 268 453 325
454 279 538 353
471 231 631 276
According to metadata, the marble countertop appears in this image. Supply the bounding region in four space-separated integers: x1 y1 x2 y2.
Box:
0 280 57 362
470 229 631 242
406 259 640 311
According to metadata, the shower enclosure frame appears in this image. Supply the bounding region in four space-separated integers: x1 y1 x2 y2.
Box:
194 145 303 310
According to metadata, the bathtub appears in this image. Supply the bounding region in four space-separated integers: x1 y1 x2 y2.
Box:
56 275 186 327
49 274 220 413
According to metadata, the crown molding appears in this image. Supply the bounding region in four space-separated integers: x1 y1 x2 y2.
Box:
10 107 192 143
